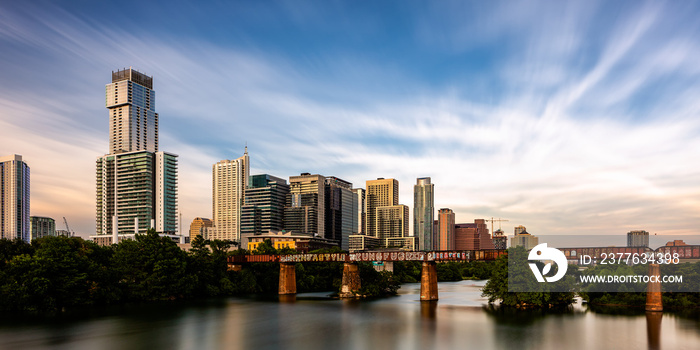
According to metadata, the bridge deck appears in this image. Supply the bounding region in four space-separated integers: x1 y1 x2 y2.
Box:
228 250 507 264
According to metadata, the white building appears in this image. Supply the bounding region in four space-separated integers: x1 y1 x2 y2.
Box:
1 154 30 242
212 148 249 243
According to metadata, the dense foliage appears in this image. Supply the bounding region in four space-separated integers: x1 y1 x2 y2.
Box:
0 234 402 312
481 246 576 308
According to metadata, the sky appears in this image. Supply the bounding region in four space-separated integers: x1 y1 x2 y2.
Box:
1 0 699 238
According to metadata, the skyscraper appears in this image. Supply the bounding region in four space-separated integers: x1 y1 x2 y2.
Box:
241 174 289 247
212 149 249 243
93 69 179 245
285 173 326 237
1 155 30 242
437 208 455 250
353 188 365 235
365 178 398 237
30 216 55 241
414 177 434 251
325 176 357 251
627 230 650 247
106 68 158 154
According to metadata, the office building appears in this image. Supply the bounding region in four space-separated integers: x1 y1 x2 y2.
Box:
1 155 30 242
212 149 249 243
437 208 455 250
376 204 409 240
476 218 494 249
514 225 527 236
627 230 650 247
30 216 55 241
189 217 213 241
241 174 289 247
414 177 434 251
284 173 325 237
325 176 357 251
511 230 539 250
455 223 478 250
92 69 180 245
248 230 338 253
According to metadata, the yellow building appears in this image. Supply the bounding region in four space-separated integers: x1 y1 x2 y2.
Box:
189 217 213 242
365 178 399 238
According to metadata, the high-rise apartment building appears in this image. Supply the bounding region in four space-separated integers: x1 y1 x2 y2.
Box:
93 69 180 245
107 68 158 154
30 216 55 241
627 230 650 247
1 155 30 242
212 149 249 243
241 174 289 247
511 229 539 250
353 188 365 235
365 178 398 237
437 208 455 250
285 173 326 237
376 205 409 240
189 217 213 242
414 177 434 251
325 177 357 251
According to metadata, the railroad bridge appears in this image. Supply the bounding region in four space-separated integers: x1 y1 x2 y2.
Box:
227 250 506 300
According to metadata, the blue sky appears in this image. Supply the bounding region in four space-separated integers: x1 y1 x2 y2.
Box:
1 0 699 237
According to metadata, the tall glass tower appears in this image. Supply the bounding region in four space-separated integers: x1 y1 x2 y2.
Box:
414 177 434 251
93 69 179 245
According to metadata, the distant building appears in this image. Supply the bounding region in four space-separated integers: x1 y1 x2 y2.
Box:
385 236 417 251
212 149 249 243
247 230 339 253
241 174 289 248
348 234 381 252
285 173 325 238
365 178 399 237
1 154 30 242
325 176 357 251
30 216 55 241
627 230 649 247
454 223 478 250
666 240 687 246
189 217 213 242
353 188 365 235
514 225 526 236
492 229 508 249
376 205 409 240
454 219 494 250
414 177 434 251
437 208 455 250
511 230 539 250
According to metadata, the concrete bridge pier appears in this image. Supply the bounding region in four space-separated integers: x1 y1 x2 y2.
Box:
420 261 438 301
279 262 297 295
339 262 361 298
645 263 663 312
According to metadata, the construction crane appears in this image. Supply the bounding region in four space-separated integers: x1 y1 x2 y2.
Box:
485 217 509 235
63 217 73 237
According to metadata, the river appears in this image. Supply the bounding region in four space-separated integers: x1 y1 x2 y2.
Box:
1 280 699 349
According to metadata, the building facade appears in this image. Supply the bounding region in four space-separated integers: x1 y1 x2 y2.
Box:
365 178 399 237
284 173 325 237
212 149 249 243
93 69 180 245
511 230 539 250
241 174 289 247
353 188 365 235
189 217 213 242
437 208 455 250
454 223 478 250
414 177 434 251
30 216 55 241
325 176 357 251
247 230 339 253
0 155 30 241
627 230 650 247
107 68 158 154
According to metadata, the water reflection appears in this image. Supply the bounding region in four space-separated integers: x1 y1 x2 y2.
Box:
646 312 662 350
0 281 699 350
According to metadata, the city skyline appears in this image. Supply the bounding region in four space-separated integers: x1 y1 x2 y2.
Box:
1 1 700 237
